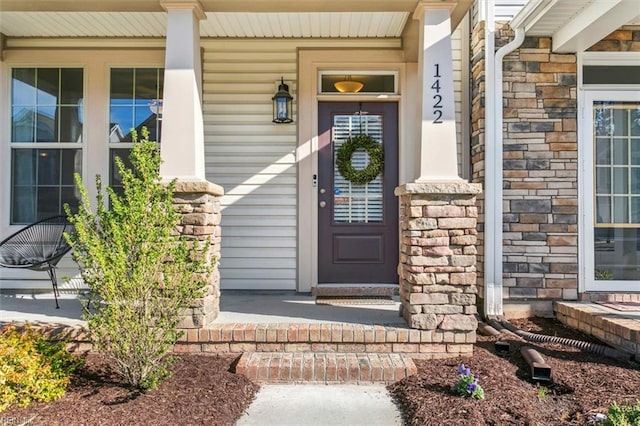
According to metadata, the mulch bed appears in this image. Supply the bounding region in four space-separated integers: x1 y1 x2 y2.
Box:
3 318 640 425
3 354 259 426
389 317 640 425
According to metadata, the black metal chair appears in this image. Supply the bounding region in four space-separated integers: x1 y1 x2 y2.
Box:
0 215 74 309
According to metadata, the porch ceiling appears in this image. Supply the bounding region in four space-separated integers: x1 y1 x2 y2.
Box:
0 1 471 39
511 0 640 53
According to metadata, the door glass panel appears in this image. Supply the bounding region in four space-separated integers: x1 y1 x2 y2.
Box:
332 114 383 224
594 101 640 280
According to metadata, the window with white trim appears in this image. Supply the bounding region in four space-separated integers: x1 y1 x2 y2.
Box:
10 68 83 224
108 68 163 196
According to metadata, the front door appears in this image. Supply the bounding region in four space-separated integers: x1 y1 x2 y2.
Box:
318 102 399 283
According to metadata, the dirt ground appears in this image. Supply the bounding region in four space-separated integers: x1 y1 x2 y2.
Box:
389 318 640 425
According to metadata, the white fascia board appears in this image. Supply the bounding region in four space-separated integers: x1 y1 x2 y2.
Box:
509 0 557 32
553 0 639 53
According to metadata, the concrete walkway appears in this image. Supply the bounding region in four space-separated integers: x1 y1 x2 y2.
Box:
237 384 403 426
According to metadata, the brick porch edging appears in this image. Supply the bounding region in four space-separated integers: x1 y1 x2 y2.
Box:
554 302 640 358
2 321 475 358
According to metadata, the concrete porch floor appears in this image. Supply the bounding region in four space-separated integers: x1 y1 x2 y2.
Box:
0 290 405 326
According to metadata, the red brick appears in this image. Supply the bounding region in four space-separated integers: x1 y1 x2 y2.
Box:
233 324 246 341
298 324 310 341
342 324 355 342
257 356 270 381
277 324 289 342
314 355 326 382
198 328 211 342
311 343 337 352
291 354 303 381
287 324 298 341
366 343 392 353
364 327 375 343
302 354 314 381
369 354 383 381
320 324 332 341
266 326 278 343
256 343 284 352
201 343 230 353
279 353 293 381
309 324 321 342
393 343 419 353
346 354 359 380
331 324 343 342
269 353 282 379
326 355 338 381
244 324 256 341
359 356 372 381
255 324 268 342
221 324 235 341
337 354 348 381
337 344 366 352
381 355 394 381
229 343 256 353
245 354 259 380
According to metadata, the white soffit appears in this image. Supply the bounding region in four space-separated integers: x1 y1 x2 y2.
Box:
514 0 640 52
0 11 409 38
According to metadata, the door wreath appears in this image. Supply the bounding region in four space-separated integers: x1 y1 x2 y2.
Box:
335 134 384 185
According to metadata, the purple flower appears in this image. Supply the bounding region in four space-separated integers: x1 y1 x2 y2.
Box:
458 364 466 374
466 383 477 392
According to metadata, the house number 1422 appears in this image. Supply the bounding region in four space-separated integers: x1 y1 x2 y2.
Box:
431 64 443 124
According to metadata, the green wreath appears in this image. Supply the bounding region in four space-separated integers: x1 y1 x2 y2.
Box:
336 134 384 185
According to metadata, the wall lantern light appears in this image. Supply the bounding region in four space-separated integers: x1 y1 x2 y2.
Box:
149 99 163 120
272 77 293 124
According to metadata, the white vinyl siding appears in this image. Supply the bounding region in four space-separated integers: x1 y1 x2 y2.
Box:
472 0 528 26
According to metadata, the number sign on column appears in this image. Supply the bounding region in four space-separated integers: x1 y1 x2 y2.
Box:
431 64 443 124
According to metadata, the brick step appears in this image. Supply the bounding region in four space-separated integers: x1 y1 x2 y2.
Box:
175 323 475 357
235 352 417 384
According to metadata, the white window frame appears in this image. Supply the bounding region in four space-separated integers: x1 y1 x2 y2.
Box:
6 65 88 226
578 52 640 292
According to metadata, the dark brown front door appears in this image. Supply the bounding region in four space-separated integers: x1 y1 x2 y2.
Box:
318 102 399 283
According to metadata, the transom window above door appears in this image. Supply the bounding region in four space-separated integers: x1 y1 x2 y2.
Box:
319 71 397 94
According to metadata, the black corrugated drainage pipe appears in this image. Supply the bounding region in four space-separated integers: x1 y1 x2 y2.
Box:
520 346 552 383
499 320 631 362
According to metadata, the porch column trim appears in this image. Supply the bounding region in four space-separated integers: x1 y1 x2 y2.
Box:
413 1 461 182
159 0 206 182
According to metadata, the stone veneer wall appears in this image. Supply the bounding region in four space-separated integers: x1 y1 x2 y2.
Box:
172 180 223 329
471 23 640 312
396 182 481 356
471 21 579 311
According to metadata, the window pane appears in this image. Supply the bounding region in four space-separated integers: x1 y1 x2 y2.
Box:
613 196 628 223
11 148 81 224
61 187 80 214
596 196 611 223
12 150 37 185
596 138 610 164
12 68 36 105
37 150 61 185
595 167 610 194
36 68 59 105
631 140 640 165
110 106 134 142
613 168 628 194
12 106 35 142
58 105 83 142
595 227 640 280
612 108 629 137
37 187 60 219
134 68 158 105
12 187 36 224
110 68 134 101
60 68 83 104
613 139 628 164
36 106 57 142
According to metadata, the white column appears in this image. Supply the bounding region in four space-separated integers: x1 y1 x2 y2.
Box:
159 0 206 182
414 2 461 182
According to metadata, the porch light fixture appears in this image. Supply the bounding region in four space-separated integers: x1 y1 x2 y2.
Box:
149 99 163 120
272 77 293 124
334 75 364 93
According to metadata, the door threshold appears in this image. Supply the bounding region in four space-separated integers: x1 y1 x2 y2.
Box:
313 283 398 297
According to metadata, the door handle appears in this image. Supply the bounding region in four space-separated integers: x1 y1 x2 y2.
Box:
319 201 327 208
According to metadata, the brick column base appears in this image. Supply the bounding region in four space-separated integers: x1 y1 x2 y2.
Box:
395 182 482 349
172 180 224 329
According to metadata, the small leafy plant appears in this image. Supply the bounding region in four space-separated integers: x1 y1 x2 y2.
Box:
537 386 549 402
0 324 83 412
452 363 485 399
604 401 640 425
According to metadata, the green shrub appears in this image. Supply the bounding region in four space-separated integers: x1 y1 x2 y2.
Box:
65 127 212 390
0 325 82 412
604 401 640 426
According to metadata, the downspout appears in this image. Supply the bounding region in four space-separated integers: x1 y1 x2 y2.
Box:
483 1 525 317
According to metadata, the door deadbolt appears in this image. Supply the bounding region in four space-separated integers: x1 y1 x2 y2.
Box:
319 188 326 194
